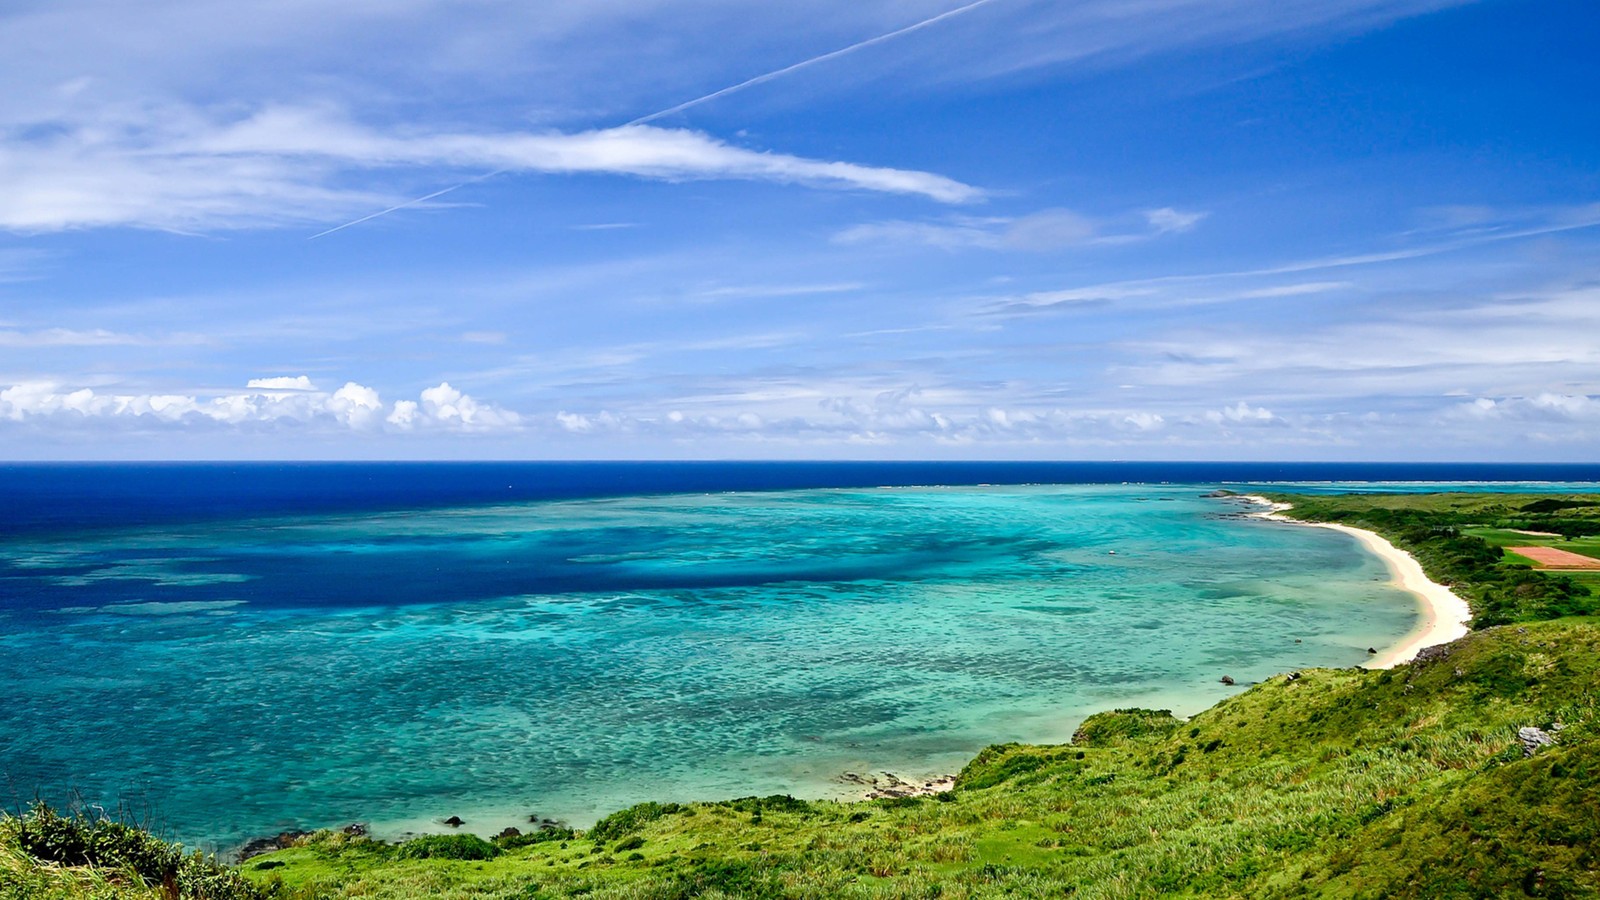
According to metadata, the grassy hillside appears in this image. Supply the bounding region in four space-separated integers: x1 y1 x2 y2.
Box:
0 804 258 900
6 491 1599 899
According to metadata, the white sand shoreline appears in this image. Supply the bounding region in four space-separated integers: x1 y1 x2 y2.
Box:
1240 494 1472 669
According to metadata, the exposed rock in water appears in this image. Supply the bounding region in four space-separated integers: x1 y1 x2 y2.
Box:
497 827 522 840
341 823 368 837
1220 675 1235 686
842 770 957 800
238 830 312 861
443 815 464 827
1367 647 1378 655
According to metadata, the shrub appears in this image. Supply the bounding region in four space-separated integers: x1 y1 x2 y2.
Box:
5 803 262 899
586 802 684 843
496 827 577 849
719 795 813 815
1072 708 1183 747
394 833 500 861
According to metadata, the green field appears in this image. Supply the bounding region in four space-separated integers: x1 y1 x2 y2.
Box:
1465 526 1600 560
6 491 1600 900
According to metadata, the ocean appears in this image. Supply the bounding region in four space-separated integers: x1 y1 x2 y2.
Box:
2 461 1597 850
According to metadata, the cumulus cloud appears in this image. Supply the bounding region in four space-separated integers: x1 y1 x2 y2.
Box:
0 377 519 433
245 375 317 391
388 382 521 431
1204 401 1279 425
326 382 385 428
0 105 980 232
1454 394 1600 422
1123 412 1165 431
545 383 1241 447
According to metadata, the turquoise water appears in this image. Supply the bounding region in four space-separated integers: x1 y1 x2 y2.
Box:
1 485 1418 849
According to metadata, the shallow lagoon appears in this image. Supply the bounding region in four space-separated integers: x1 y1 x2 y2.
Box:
0 484 1416 849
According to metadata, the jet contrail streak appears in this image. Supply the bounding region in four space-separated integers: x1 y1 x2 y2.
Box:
308 171 504 240
625 0 1003 126
309 0 1003 238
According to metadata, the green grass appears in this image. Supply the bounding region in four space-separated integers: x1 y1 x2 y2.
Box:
1466 527 1600 560
7 491 1600 899
0 804 259 900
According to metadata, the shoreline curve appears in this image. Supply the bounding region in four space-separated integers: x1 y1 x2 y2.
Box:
1241 494 1473 669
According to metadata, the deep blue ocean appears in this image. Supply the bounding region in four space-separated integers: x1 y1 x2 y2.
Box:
2 462 1596 851
7 460 1600 537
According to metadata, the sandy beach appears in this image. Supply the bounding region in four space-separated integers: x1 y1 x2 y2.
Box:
1241 495 1473 669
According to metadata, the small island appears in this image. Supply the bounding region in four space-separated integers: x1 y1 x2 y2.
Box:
5 491 1598 899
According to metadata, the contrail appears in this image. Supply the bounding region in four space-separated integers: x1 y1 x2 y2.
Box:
310 0 1003 239
308 170 504 240
625 0 1004 126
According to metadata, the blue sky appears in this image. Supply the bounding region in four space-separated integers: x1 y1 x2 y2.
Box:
2 0 1597 460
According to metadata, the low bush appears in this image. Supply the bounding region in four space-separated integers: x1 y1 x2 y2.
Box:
393 833 500 861
3 803 262 899
586 801 685 843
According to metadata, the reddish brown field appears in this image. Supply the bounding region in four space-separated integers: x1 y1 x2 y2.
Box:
1509 546 1600 569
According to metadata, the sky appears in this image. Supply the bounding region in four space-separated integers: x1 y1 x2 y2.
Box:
2 0 1597 461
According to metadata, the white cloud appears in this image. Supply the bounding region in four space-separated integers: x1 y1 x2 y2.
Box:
0 1 1469 118
835 206 1205 251
0 106 980 232
1144 207 1207 234
1204 401 1279 425
538 379 1282 447
327 381 385 428
0 377 518 433
1235 282 1349 299
1123 412 1165 431
385 400 419 429
0 328 179 347
246 375 317 391
416 381 520 431
1453 394 1600 422
386 383 523 431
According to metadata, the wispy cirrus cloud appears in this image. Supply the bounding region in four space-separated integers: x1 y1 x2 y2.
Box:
0 104 980 233
0 327 208 347
835 206 1205 251
0 1 1477 121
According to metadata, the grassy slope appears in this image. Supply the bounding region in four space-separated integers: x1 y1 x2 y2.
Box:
0 804 258 900
7 492 1600 899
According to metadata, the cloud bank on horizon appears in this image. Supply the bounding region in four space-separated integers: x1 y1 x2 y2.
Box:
1 0 1597 460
